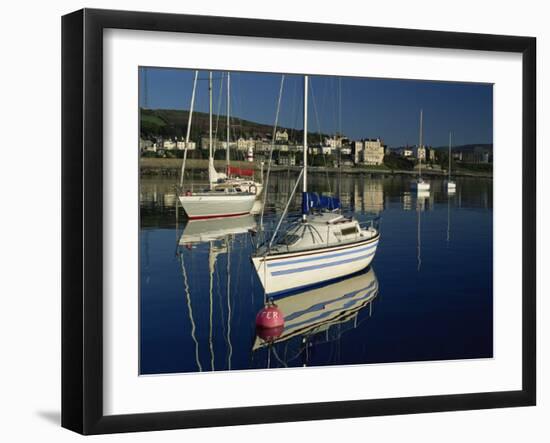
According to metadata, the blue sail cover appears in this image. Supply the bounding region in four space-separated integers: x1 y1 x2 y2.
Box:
302 192 341 214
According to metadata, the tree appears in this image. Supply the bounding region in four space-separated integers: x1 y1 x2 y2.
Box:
383 153 414 171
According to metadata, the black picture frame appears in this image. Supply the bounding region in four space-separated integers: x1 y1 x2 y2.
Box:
62 8 536 435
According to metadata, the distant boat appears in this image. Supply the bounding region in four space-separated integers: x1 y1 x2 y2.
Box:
445 132 456 193
178 71 256 219
253 267 379 352
252 75 380 297
411 109 430 192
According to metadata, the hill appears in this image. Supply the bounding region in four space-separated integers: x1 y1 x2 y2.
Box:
140 108 329 144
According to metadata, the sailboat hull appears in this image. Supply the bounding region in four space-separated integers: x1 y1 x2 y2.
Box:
252 235 379 297
178 193 256 220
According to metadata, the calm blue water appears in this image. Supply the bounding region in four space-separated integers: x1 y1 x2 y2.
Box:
139 173 493 374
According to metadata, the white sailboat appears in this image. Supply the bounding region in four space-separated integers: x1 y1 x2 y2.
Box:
411 109 430 192
252 75 380 297
209 72 264 197
178 71 256 220
445 131 456 193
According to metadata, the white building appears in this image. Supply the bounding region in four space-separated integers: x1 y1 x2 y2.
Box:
275 130 289 143
163 139 177 150
176 140 196 150
398 147 414 157
352 141 364 164
237 137 256 152
277 154 296 166
140 138 154 152
413 145 426 161
363 138 385 165
324 136 343 149
340 146 352 155
352 138 385 165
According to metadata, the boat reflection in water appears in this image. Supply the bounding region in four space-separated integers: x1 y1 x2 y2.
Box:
252 267 379 368
177 214 258 372
179 214 256 245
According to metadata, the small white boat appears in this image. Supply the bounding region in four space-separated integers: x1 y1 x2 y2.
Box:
411 109 430 192
445 131 456 192
253 267 379 351
252 75 379 296
178 71 256 219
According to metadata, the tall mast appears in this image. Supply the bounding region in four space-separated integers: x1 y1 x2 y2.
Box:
208 71 213 189
303 75 308 222
419 109 423 179
179 70 198 188
226 72 231 169
448 131 452 180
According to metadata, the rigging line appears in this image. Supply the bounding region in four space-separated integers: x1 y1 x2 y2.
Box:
179 70 199 188
179 253 203 372
268 168 304 250
215 243 227 340
226 238 233 370
213 72 225 146
233 237 245 327
338 77 342 136
309 80 332 194
288 76 299 150
230 73 243 160
259 75 286 242
332 77 338 137
208 242 216 371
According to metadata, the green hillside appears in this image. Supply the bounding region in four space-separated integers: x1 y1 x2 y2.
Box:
140 108 329 144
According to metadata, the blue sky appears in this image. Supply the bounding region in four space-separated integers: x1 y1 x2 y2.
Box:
139 67 493 148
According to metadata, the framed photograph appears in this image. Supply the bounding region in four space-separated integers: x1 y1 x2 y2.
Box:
62 8 536 435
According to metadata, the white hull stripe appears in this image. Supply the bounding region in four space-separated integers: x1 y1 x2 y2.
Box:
270 251 376 276
267 241 378 268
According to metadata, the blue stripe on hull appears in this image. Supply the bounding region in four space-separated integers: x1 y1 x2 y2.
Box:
270 250 376 276
267 241 378 268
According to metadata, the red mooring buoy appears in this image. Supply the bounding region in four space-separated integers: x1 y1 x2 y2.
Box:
255 302 284 341
256 325 284 341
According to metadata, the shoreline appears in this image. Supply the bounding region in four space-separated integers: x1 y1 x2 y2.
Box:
140 158 493 179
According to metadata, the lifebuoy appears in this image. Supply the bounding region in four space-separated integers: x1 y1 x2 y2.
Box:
250 185 257 195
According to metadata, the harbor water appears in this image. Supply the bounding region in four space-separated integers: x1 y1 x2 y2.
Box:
140 173 493 374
